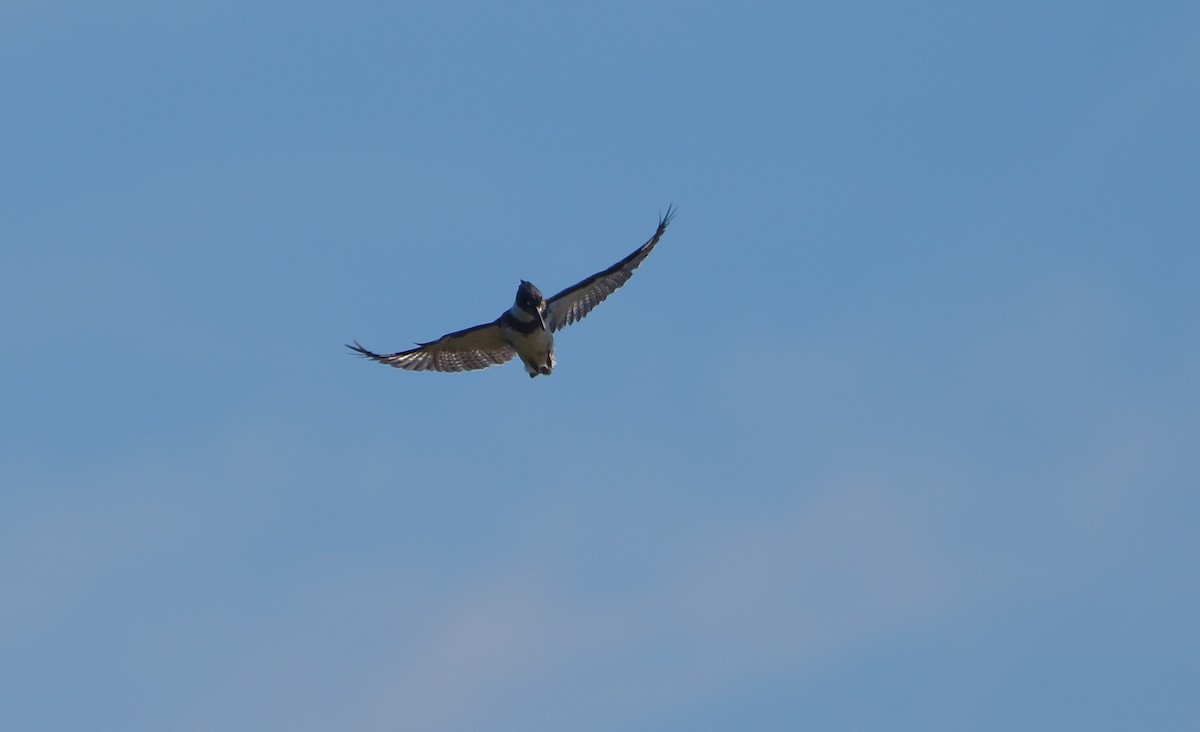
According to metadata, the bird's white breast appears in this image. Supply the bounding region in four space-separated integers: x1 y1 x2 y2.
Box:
502 322 555 375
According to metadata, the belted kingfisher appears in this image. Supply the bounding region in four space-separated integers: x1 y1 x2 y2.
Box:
349 206 674 378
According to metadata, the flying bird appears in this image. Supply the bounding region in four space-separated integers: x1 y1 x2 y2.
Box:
348 206 674 378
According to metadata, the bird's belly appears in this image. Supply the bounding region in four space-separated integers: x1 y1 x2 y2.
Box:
503 324 556 376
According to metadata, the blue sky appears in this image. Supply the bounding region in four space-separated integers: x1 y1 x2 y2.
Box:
3 2 1198 730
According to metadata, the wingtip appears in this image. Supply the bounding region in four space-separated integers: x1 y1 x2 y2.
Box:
660 204 677 229
346 340 375 358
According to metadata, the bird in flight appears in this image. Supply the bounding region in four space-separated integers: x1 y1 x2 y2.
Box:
348 206 674 378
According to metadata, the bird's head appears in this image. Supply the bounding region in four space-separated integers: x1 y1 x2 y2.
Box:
516 280 546 315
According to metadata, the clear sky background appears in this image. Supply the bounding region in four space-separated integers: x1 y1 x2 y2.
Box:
3 2 1198 730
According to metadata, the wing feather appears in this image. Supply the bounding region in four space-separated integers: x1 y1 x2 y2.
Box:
545 206 674 332
347 321 515 373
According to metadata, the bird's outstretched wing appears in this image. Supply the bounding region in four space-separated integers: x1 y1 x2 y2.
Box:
545 206 674 332
347 322 516 372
